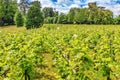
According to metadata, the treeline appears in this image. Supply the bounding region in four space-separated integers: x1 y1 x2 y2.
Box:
0 1 120 28
44 2 119 24
0 0 44 29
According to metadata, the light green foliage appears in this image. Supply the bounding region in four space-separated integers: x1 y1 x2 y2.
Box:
50 25 120 80
88 2 113 24
14 11 24 27
44 17 54 24
74 8 88 24
1 25 120 80
67 3 113 24
102 10 113 24
53 16 58 24
57 13 68 24
0 30 44 79
67 8 79 24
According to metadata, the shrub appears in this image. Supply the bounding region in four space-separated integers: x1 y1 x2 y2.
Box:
25 4 44 29
14 11 24 27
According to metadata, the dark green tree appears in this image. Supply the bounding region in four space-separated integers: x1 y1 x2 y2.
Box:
25 1 44 29
0 0 18 26
0 0 4 26
14 11 24 27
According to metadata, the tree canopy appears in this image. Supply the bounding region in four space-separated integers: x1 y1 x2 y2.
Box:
0 1 120 27
0 0 17 26
14 11 24 27
25 1 44 29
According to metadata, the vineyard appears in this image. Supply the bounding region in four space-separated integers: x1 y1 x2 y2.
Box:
0 24 120 80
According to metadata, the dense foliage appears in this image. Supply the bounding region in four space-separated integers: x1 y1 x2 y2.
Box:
1 25 120 80
74 8 88 24
0 0 17 26
57 13 68 24
14 11 24 27
43 2 115 24
0 1 120 26
43 7 58 24
0 30 44 80
25 2 44 29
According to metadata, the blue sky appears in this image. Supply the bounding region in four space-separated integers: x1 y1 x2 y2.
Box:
34 0 120 16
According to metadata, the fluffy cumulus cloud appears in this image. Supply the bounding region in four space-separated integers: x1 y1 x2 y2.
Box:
38 0 120 16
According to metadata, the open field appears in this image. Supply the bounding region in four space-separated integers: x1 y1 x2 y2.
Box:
0 25 26 32
0 24 119 32
1 24 120 80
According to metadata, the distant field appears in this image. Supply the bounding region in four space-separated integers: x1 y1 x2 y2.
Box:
0 25 26 32
1 24 120 80
0 24 119 31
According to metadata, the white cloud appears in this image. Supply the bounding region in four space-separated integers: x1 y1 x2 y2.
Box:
37 0 120 16
69 4 80 9
39 0 54 8
106 4 120 16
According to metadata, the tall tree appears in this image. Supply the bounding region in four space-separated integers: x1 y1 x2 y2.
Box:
88 2 98 24
67 8 79 24
14 11 24 27
113 15 120 24
25 1 44 29
102 10 113 24
0 0 18 26
88 2 113 24
0 0 4 26
74 8 88 24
